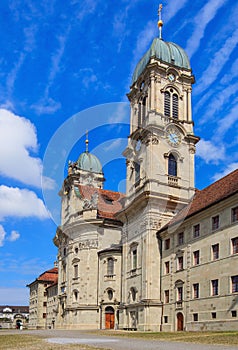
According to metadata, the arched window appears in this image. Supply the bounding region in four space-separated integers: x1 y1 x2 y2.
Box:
107 258 114 275
164 90 179 119
107 289 113 300
168 154 177 176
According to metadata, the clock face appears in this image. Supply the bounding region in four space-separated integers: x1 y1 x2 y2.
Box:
166 127 181 146
168 73 175 82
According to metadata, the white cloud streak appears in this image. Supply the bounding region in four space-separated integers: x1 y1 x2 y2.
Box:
185 0 227 58
195 27 238 95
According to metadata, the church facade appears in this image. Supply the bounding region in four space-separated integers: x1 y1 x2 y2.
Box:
28 13 238 331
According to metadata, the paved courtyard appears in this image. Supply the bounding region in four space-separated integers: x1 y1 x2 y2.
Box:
17 329 238 350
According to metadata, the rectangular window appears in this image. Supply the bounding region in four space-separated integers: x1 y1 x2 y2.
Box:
212 243 219 260
74 264 78 279
193 283 199 299
164 316 168 323
177 286 183 301
231 207 238 223
43 302 47 307
231 310 237 317
232 237 238 254
177 256 183 271
164 290 169 303
165 261 170 274
178 232 184 245
107 258 114 275
231 275 238 293
211 312 216 319
193 250 200 265
44 292 47 297
132 248 137 270
212 215 219 230
193 224 200 238
43 313 46 319
211 279 219 296
165 238 170 250
135 162 140 183
193 313 198 321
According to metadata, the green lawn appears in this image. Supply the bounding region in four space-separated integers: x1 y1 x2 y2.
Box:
95 330 238 345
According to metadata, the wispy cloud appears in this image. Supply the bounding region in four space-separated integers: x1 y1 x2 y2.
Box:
195 27 238 95
185 0 227 58
0 186 49 221
0 226 6 247
164 0 189 23
0 227 20 247
212 162 238 182
32 25 71 114
199 81 238 124
214 103 238 141
196 139 225 164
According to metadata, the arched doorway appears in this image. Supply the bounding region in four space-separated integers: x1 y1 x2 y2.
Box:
105 306 114 329
177 312 184 331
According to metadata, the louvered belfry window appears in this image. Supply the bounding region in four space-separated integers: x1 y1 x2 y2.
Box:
164 91 170 117
172 94 178 118
164 91 179 119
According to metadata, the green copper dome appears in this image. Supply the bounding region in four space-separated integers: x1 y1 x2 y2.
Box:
132 38 191 84
77 152 103 174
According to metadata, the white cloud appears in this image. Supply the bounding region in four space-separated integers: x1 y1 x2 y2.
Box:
195 27 238 95
0 109 54 188
196 139 225 164
212 162 238 182
185 0 227 58
214 104 238 141
0 225 6 247
8 230 20 242
199 82 238 124
103 139 122 152
0 185 49 221
164 0 189 23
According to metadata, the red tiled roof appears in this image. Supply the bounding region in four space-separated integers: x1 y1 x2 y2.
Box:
78 185 125 220
162 169 238 230
37 267 58 283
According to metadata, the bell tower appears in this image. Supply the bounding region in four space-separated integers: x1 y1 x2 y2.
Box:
118 6 199 332
124 6 199 223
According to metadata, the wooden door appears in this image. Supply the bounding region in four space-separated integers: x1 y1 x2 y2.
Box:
105 311 114 329
177 312 184 331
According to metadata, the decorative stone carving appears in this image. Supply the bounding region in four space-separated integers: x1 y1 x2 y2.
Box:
78 239 98 250
83 192 98 210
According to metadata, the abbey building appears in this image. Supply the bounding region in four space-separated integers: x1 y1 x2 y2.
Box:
28 12 238 332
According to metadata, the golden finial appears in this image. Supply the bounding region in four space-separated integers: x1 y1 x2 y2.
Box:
85 130 89 152
158 4 163 39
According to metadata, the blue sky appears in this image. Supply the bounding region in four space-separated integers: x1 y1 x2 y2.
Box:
0 0 237 305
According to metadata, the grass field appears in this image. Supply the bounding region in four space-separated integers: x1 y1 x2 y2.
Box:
0 331 238 349
0 334 107 350
96 330 238 345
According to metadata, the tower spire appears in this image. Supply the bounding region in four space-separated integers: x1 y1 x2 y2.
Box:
85 130 89 153
158 4 163 39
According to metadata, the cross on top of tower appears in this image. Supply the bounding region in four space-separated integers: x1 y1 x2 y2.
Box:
158 4 163 39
